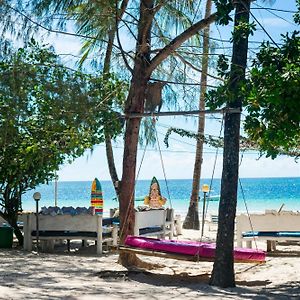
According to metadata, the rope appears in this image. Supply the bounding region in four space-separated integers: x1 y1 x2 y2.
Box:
118 121 151 240
154 118 172 209
239 152 259 251
203 113 225 230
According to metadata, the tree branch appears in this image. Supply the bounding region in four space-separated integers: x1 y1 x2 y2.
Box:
115 0 133 73
147 12 217 75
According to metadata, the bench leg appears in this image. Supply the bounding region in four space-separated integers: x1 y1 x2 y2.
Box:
267 240 276 252
246 240 252 248
40 240 55 253
112 225 118 246
267 240 272 252
82 240 88 247
174 215 182 235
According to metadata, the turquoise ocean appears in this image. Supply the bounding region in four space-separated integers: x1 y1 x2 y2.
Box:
22 177 300 217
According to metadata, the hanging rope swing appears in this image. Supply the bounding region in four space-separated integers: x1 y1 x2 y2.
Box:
118 115 265 264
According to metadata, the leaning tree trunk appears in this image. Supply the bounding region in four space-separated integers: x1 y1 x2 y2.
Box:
118 0 154 267
103 1 130 197
210 0 251 287
117 1 217 268
104 134 120 195
104 30 120 196
183 0 212 230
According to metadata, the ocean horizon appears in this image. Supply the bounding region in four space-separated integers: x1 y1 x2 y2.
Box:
22 177 300 217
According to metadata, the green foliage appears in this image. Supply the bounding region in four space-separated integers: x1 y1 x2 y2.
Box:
163 126 262 152
213 0 234 25
294 0 300 24
230 20 256 43
244 31 300 159
206 30 300 159
139 118 157 147
0 41 125 222
163 126 298 158
206 16 256 109
164 127 223 149
216 54 230 77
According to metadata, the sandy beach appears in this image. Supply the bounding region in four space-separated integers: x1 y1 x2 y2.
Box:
1 226 300 300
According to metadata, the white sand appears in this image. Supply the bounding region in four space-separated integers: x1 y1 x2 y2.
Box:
1 227 300 299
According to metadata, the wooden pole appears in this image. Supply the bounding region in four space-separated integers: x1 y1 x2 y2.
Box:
124 108 240 119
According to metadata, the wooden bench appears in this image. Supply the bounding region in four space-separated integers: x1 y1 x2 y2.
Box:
236 211 300 251
23 213 118 254
134 208 174 239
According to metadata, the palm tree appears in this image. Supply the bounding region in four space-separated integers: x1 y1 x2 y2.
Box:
183 0 212 230
3 0 232 278
21 0 203 200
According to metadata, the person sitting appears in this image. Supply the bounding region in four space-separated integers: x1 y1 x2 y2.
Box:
144 177 167 208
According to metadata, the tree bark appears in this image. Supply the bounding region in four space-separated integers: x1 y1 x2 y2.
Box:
118 0 154 266
183 0 212 230
210 0 251 287
148 12 216 75
118 2 218 267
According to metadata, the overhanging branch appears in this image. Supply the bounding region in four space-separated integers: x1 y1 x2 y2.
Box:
147 12 217 75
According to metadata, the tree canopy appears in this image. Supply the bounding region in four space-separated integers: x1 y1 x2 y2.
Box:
244 31 300 159
206 30 300 159
0 40 125 244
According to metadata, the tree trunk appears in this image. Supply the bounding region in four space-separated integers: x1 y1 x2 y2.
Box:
102 1 129 197
104 28 120 196
0 191 24 246
118 0 154 267
183 0 212 230
209 0 251 287
105 133 120 195
10 218 23 246
117 1 217 267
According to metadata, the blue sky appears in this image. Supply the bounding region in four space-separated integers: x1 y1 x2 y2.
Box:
44 1 300 181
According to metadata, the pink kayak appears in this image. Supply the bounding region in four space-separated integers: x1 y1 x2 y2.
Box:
125 235 266 262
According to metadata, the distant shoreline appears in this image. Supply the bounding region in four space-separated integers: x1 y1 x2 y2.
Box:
22 177 300 213
51 176 300 183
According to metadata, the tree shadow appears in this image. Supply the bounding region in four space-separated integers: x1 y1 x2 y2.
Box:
1 249 299 299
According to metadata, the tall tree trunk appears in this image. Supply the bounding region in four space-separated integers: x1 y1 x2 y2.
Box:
104 30 120 196
118 0 154 267
104 133 120 195
103 1 129 197
183 0 212 230
210 0 251 287
117 2 217 267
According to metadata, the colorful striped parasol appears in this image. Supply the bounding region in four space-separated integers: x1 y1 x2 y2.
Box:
90 178 103 215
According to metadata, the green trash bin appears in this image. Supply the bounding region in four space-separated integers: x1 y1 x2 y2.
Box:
0 226 13 248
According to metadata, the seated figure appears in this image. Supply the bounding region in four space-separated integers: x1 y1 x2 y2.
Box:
144 177 167 208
